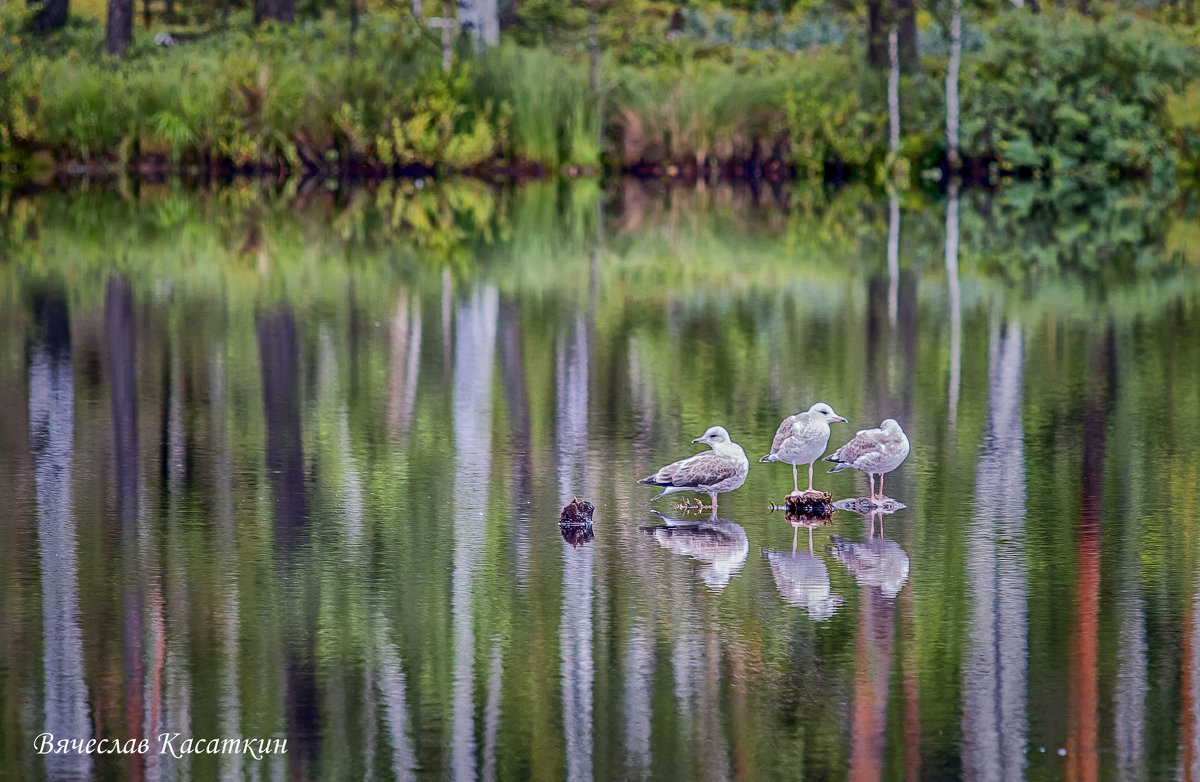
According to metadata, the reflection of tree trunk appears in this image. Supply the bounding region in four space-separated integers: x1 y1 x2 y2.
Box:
257 306 307 556
962 316 1027 782
109 278 139 538
498 298 532 579
849 590 895 782
888 191 900 329
256 304 317 779
1182 590 1200 779
377 618 418 782
106 277 146 782
451 285 499 782
1066 328 1112 782
210 343 245 782
557 316 594 782
623 621 655 779
30 288 94 782
901 587 921 781
387 291 422 440
945 182 961 424
482 643 503 782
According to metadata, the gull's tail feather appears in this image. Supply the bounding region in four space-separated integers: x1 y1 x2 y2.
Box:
825 452 850 473
644 484 686 501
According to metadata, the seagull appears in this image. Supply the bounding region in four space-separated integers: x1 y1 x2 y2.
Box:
638 426 749 513
760 402 847 494
825 418 910 504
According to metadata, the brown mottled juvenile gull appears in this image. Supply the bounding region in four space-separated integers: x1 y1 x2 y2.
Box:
825 418 910 504
760 402 847 494
638 426 749 513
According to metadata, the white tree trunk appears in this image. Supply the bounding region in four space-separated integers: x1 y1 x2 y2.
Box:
887 26 900 157
946 0 962 169
442 0 452 71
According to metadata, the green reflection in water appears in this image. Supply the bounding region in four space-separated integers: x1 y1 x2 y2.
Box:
1 180 1200 781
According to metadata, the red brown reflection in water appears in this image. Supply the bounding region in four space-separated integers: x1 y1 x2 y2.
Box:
1066 331 1111 782
849 589 896 781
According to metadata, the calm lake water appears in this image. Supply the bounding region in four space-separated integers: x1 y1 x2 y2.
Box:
2 179 1200 781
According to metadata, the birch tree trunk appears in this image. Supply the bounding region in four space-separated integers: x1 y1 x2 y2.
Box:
946 0 962 171
589 0 603 157
887 26 900 159
442 0 452 71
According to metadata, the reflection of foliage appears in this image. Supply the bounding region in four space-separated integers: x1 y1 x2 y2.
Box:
3 178 1198 318
959 182 1189 282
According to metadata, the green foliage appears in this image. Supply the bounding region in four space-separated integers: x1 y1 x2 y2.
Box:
473 44 600 167
962 12 1197 184
785 48 886 177
3 2 1200 183
613 53 791 165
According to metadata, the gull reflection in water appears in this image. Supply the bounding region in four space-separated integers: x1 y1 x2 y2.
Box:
641 512 749 592
828 508 911 600
764 516 844 621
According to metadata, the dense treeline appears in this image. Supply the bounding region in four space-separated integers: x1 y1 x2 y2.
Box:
1 0 1199 184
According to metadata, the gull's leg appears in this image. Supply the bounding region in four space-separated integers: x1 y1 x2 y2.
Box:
808 462 815 492
868 473 876 503
878 473 885 503
710 492 719 516
792 463 799 494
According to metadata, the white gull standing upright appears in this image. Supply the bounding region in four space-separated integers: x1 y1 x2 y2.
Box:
760 402 847 494
638 426 749 513
825 418 910 504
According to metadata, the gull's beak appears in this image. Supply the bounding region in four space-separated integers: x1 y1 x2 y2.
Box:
834 416 847 423
692 436 704 443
